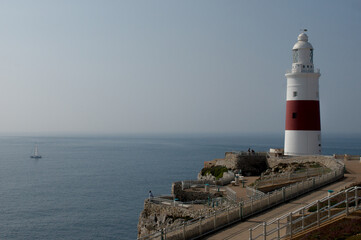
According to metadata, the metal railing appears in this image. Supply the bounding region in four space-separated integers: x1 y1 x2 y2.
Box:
181 177 234 189
149 196 209 208
181 180 214 190
286 68 320 74
249 185 361 240
225 187 241 203
138 163 344 240
246 186 266 198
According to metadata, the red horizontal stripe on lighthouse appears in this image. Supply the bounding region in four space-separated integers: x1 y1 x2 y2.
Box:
285 100 321 131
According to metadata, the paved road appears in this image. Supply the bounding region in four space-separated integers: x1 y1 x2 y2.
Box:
202 160 361 240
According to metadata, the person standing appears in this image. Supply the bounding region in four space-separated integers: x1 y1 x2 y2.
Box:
149 190 154 199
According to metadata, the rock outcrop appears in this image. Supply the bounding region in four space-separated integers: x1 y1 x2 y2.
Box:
267 155 343 171
262 161 325 176
197 170 235 183
137 199 215 238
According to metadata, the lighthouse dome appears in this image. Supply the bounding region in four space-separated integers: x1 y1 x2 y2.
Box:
292 33 313 50
298 33 308 41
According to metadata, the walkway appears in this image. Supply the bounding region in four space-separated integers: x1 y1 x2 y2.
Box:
201 159 361 240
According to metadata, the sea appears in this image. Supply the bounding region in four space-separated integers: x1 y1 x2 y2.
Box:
0 133 360 239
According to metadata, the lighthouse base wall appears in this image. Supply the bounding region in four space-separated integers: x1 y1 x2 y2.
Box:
284 130 321 156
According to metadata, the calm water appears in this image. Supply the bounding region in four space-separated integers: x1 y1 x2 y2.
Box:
0 134 360 239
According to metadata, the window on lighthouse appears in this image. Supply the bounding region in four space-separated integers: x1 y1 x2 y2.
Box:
293 91 297 97
292 112 297 119
293 50 299 63
310 49 313 63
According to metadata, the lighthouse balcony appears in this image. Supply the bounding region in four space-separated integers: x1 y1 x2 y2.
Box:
286 67 320 74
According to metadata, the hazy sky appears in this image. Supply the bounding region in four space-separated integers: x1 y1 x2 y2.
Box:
0 0 360 135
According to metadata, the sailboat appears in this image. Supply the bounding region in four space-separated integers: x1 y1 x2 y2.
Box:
30 145 42 159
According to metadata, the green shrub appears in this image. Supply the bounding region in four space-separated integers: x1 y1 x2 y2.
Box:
201 166 228 180
309 162 321 168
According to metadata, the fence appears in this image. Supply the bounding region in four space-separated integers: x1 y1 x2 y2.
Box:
150 196 209 208
246 186 266 199
256 167 329 188
150 196 176 205
138 163 344 240
249 185 361 240
225 187 241 203
181 180 214 190
181 177 234 189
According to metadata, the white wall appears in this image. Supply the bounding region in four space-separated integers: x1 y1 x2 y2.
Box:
284 130 321 155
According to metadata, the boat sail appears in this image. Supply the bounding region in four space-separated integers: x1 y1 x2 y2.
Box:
30 145 42 159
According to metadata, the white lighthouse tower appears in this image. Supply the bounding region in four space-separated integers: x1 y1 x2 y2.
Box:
284 32 321 155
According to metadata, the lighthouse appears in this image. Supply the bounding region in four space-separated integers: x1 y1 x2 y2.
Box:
284 32 321 155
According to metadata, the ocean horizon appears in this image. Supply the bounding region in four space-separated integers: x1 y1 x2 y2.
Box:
0 133 360 239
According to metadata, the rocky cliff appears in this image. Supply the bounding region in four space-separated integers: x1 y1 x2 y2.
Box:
137 199 215 238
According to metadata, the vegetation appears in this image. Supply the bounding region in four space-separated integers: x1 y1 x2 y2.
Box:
201 166 228 180
303 218 361 240
308 162 321 168
347 233 361 240
263 161 327 176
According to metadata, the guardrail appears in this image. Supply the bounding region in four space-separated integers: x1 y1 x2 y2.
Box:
138 164 344 240
249 185 361 240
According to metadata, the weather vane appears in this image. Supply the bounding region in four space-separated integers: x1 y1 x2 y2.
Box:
300 28 308 32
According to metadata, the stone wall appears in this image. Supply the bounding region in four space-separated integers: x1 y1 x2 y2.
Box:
171 181 222 202
215 152 239 169
203 152 269 176
236 155 269 175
